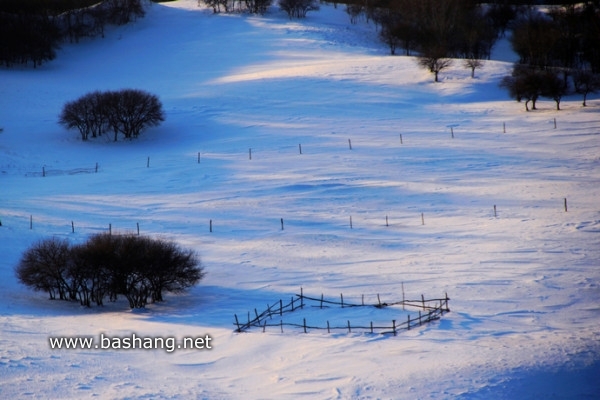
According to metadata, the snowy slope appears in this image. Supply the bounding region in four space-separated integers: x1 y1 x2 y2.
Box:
1 1 599 398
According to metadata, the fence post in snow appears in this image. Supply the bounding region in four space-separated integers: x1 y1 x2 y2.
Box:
393 319 397 336
137 222 140 235
503 122 506 133
421 213 425 225
564 198 568 212
399 133 403 144
348 139 352 150
299 144 302 154
30 215 33 229
249 148 252 160
71 221 75 233
210 219 213 233
234 314 240 332
494 205 497 218
147 157 150 168
281 218 284 231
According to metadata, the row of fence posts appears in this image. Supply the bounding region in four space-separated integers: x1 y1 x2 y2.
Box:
10 197 569 233
233 289 450 336
32 118 563 176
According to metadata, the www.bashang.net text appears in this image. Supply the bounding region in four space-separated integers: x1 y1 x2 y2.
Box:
49 333 213 353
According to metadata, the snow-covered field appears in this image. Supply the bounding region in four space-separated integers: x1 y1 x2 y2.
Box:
1 1 599 398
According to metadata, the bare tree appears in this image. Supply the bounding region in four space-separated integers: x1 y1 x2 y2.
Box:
464 58 484 78
573 70 600 107
417 53 453 83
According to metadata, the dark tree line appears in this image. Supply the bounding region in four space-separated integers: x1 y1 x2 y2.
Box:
199 0 319 18
15 234 205 309
200 0 272 15
0 0 145 68
59 89 165 141
502 3 600 110
342 0 501 81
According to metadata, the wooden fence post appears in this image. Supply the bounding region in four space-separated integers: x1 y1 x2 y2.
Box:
393 319 397 336
327 321 330 333
407 315 410 331
340 293 344 308
281 218 284 230
299 144 302 154
280 320 283 333
137 222 140 235
71 221 75 233
399 133 403 144
564 198 568 212
210 219 212 233
280 299 283 316
347 320 351 333
234 314 241 331
348 139 352 150
421 213 425 225
249 148 252 160
303 318 307 333
300 287 304 308
320 293 324 309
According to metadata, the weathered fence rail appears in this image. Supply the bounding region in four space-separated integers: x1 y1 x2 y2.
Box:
234 288 450 336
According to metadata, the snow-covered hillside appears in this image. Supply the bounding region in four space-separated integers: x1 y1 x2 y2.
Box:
1 1 599 398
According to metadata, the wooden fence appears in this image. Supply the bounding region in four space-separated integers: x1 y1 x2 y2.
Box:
234 288 450 336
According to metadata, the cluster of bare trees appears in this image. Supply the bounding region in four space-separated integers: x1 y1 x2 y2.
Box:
15 234 205 309
200 0 272 14
502 3 600 110
343 0 501 81
59 89 165 141
199 0 318 18
0 0 145 67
